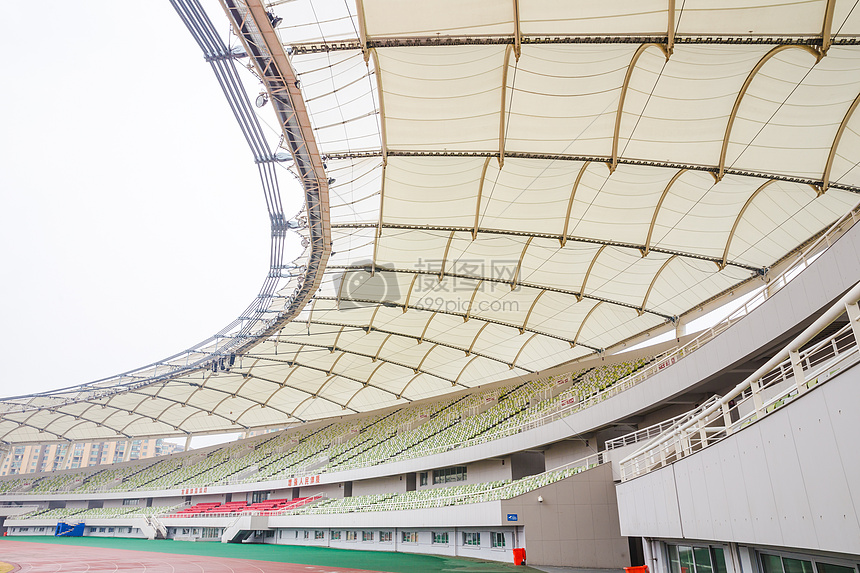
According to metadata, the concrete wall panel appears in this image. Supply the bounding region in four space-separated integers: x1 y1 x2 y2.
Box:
616 362 860 556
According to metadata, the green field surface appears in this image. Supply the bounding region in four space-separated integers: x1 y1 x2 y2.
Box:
1 536 539 573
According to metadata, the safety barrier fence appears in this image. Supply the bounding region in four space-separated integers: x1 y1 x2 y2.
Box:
620 280 860 481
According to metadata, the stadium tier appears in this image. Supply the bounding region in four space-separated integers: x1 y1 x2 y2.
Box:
0 357 647 495
1 0 860 571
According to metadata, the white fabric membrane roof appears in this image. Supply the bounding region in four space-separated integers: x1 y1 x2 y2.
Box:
1 0 860 444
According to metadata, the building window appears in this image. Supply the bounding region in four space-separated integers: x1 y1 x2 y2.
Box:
346 531 357 541
463 532 480 546
419 472 428 486
379 531 392 543
304 530 310 539
760 553 855 573
362 531 374 542
669 545 729 573
491 532 505 548
433 466 467 484
315 530 325 540
402 531 418 543
331 531 341 540
433 532 449 544
122 499 139 506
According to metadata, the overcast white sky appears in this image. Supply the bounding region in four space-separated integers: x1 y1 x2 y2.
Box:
0 0 302 440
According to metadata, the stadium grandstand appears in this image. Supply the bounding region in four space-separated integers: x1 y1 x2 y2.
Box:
1 0 860 571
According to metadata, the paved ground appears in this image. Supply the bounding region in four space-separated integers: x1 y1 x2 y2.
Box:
0 539 390 573
0 540 394 573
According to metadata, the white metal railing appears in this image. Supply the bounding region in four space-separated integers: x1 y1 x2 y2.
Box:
620 280 860 481
298 453 605 515
159 493 325 519
605 395 720 450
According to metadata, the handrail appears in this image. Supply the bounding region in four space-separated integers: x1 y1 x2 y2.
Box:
299 454 604 515
605 395 720 450
620 279 860 481
160 493 324 519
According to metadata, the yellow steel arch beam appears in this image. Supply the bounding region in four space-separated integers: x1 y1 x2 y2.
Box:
396 373 422 399
0 418 84 442
356 0 370 60
288 317 517 370
512 0 522 60
718 45 821 180
373 334 393 362
403 275 419 313
499 45 515 167
439 231 457 280
511 236 533 289
720 180 776 269
667 0 676 56
640 255 677 314
511 333 538 369
454 356 480 386
560 161 592 247
612 43 670 172
344 386 370 410
372 163 387 274
473 158 493 240
365 361 387 386
314 375 338 400
643 169 688 256
573 301 604 347
467 323 490 356
290 395 314 418
367 304 382 332
369 47 388 165
822 91 860 193
331 326 345 352
418 311 438 344
822 0 836 56
520 290 546 334
327 352 347 376
415 344 439 373
579 245 607 302
464 280 484 322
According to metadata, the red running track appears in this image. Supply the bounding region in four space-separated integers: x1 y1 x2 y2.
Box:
0 540 391 573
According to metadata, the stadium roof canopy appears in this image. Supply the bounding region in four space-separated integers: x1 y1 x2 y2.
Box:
1 0 860 445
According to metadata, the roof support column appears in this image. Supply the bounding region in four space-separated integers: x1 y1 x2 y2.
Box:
184 434 193 452
122 441 132 463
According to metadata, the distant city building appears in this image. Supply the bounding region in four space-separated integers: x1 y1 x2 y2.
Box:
0 438 183 476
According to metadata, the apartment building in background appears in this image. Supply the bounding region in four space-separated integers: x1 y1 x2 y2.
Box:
0 439 183 475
